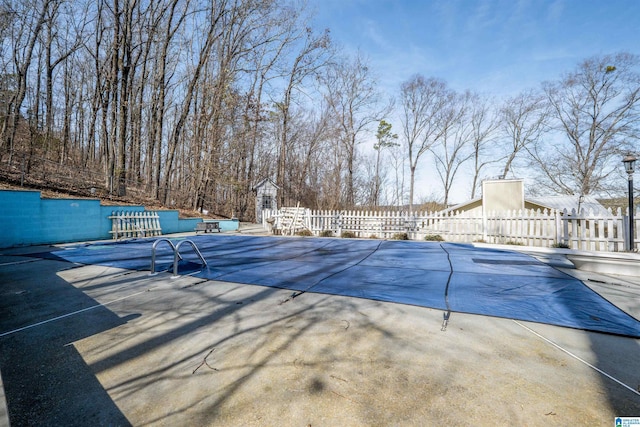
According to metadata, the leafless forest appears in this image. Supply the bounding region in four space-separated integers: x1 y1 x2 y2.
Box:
1 0 639 220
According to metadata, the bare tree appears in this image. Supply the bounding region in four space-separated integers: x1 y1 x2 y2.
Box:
499 89 548 179
229 3 301 218
114 0 135 196
431 90 473 206
161 4 223 205
275 25 331 206
147 0 188 198
387 141 406 209
1 0 52 164
399 75 449 212
468 93 500 198
532 52 640 196
42 0 84 161
323 52 384 207
188 0 306 215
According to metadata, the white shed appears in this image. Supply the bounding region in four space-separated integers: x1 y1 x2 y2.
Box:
253 178 279 223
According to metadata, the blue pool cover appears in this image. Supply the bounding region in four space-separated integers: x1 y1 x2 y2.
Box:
48 235 640 337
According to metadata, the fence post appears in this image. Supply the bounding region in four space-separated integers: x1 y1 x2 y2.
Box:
481 210 487 242
555 210 562 246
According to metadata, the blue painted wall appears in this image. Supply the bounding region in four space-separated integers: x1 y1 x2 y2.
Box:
0 190 239 248
0 190 41 247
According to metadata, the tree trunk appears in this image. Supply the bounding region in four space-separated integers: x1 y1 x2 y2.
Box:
161 14 219 205
1 0 51 164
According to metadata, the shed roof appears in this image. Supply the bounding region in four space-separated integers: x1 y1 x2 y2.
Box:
527 195 611 216
253 178 280 191
443 197 482 214
443 194 611 217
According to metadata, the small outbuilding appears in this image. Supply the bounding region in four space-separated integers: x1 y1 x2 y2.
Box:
253 178 279 223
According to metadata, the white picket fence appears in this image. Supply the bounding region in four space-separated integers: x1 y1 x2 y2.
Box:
262 207 637 252
109 211 162 239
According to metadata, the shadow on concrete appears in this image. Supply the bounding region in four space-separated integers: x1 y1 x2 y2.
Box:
83 280 415 426
589 331 640 416
571 276 640 416
0 257 132 426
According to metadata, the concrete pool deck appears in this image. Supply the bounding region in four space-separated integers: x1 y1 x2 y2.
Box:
1 227 639 426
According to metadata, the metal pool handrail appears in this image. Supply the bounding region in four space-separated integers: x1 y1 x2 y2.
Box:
173 240 208 277
150 238 182 275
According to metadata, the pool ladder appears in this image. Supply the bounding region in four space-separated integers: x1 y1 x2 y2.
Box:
150 238 208 277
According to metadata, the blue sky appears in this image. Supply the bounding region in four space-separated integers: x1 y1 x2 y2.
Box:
311 0 640 98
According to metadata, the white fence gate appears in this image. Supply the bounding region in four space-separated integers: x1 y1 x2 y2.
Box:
262 207 636 252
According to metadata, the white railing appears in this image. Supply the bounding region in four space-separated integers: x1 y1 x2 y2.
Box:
262 207 637 252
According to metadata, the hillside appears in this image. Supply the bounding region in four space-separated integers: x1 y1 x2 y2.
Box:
0 157 219 219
